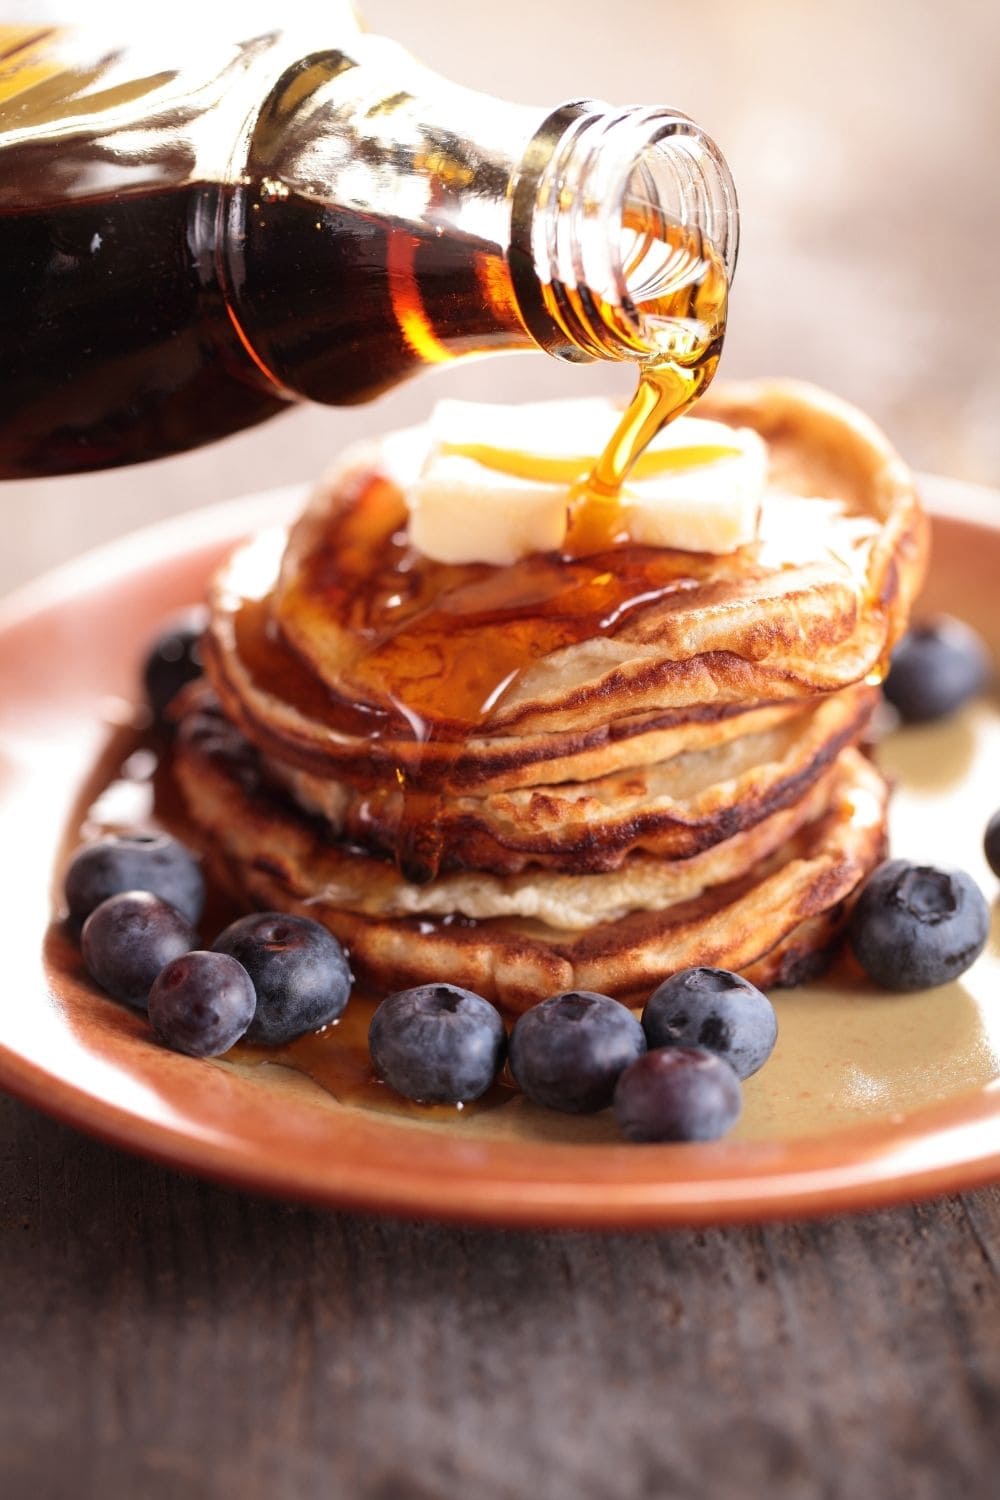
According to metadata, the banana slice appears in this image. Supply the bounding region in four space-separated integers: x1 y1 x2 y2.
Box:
407 398 767 564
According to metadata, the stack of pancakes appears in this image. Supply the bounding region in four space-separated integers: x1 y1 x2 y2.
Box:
174 380 928 1015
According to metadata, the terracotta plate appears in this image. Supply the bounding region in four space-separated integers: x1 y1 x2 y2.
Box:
0 478 997 1228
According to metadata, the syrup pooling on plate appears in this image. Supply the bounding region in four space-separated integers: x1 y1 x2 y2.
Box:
64 697 1000 1141
238 996 515 1122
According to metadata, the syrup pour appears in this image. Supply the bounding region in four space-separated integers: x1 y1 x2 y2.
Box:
267 216 730 878
566 220 729 553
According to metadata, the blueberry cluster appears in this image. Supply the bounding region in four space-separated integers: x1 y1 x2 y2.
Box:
64 832 352 1057
64 611 996 1127
67 831 993 1129
369 969 779 1142
862 613 995 989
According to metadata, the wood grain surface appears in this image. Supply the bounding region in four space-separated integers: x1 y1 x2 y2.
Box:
2 1091 997 1500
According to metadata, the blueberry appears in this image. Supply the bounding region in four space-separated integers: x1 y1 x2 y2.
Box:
849 859 989 991
64 831 205 926
642 967 777 1080
148 951 256 1057
614 1046 743 1142
985 811 1000 879
212 912 351 1045
509 990 646 1114
82 891 197 1009
142 606 208 725
883 617 989 723
369 984 506 1104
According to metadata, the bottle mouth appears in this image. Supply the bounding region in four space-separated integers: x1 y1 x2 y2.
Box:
509 102 739 365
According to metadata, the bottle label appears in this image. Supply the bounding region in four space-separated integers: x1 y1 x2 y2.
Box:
0 26 62 107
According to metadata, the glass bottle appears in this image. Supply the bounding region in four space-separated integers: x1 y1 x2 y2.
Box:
0 18 738 477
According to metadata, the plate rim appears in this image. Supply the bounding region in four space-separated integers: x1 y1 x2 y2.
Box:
0 477 997 1227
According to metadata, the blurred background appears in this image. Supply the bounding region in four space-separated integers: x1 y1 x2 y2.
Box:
2 0 998 592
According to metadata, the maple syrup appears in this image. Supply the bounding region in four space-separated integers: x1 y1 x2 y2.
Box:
239 1000 515 1123
0 26 736 475
271 418 728 875
57 722 511 1120
256 195 731 879
568 224 729 551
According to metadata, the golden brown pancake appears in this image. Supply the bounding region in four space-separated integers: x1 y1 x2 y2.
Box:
203 542 814 790
265 683 875 878
173 702 888 1015
177 379 916 1014
267 379 926 738
176 692 844 926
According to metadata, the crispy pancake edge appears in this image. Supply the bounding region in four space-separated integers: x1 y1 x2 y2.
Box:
173 730 889 1015
268 378 928 733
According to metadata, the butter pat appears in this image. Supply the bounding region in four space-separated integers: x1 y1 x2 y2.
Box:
408 452 568 565
406 399 767 564
622 435 767 553
431 397 621 484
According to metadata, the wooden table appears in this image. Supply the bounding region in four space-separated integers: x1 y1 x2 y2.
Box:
2 1090 997 1498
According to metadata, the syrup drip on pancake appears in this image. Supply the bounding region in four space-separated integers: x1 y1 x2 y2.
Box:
564 221 728 554
275 484 738 882
268 221 732 880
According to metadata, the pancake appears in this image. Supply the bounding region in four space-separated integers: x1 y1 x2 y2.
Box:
175 378 916 1020
266 379 927 738
176 693 845 925
265 683 875 878
173 702 888 1014
203 548 815 790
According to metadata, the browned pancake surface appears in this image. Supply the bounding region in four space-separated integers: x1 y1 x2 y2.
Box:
267 684 875 878
267 380 926 738
173 707 888 1015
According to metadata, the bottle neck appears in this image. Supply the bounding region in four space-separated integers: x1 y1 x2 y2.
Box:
224 38 738 397
510 101 738 366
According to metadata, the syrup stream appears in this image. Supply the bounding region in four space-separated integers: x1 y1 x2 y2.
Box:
359 217 728 871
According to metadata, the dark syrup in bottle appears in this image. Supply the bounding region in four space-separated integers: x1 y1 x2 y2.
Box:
0 26 736 479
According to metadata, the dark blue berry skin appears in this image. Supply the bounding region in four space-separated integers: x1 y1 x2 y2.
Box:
614 1046 743 1143
212 912 351 1045
369 984 506 1104
985 811 1000 880
81 891 197 1009
509 991 646 1114
883 618 989 723
142 607 208 726
64 831 205 927
849 859 989 991
148 951 256 1057
642 968 777 1081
